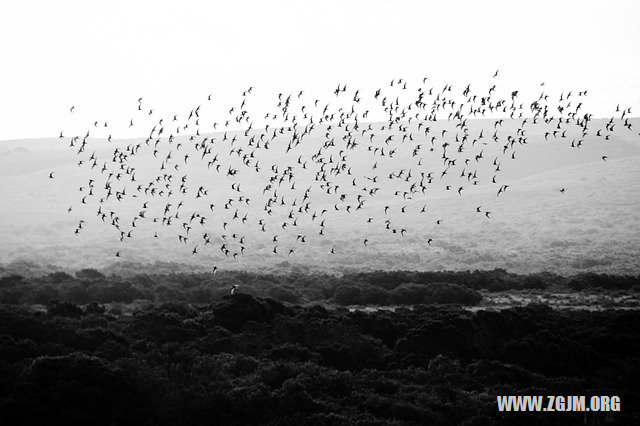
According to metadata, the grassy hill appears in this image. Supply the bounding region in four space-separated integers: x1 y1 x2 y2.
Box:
0 118 639 274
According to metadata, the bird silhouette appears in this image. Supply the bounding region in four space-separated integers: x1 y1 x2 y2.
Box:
52 72 631 268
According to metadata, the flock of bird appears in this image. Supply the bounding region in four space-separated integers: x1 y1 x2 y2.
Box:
51 72 636 270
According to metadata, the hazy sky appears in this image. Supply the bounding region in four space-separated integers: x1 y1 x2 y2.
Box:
1 0 638 141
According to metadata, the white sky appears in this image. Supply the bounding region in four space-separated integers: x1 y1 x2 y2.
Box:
0 0 639 141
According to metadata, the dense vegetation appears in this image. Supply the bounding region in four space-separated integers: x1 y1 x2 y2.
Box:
1 262 638 307
0 295 638 425
1 264 639 424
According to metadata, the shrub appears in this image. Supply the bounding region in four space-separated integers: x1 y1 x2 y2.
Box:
422 282 483 305
75 268 106 281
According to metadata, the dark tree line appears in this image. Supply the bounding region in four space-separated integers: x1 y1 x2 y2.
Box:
0 293 638 425
1 265 638 307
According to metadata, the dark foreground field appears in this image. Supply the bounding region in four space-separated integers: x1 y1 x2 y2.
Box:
0 267 639 425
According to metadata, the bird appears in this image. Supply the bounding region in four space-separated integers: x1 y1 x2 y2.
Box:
231 284 239 295
53 72 627 268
